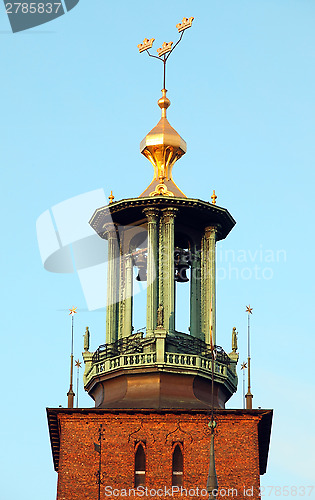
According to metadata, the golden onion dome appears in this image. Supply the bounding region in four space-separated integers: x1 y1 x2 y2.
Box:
139 89 187 198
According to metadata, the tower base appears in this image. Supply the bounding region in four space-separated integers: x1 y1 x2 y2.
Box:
47 408 272 499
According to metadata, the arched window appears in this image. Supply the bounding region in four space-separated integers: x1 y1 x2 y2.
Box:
135 443 146 486
172 444 183 486
129 231 148 332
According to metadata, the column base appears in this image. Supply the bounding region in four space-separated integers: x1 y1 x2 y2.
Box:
245 393 253 409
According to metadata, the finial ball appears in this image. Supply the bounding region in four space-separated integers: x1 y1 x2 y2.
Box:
158 93 171 110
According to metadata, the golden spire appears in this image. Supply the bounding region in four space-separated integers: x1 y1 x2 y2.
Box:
139 89 187 198
138 17 194 198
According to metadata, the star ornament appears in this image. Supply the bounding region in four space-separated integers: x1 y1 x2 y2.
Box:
241 362 247 370
75 359 82 368
246 305 253 314
69 306 77 316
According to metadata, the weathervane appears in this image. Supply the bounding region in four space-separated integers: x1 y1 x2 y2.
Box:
67 307 77 408
137 17 194 90
245 305 253 409
241 361 247 409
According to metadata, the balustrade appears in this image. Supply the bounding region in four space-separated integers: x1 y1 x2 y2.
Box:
88 348 236 388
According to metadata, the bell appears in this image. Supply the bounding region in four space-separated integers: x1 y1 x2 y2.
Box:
136 268 147 281
174 250 190 283
134 253 147 281
174 247 181 266
175 266 189 282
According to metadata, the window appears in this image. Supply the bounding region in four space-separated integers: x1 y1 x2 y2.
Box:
135 443 146 486
172 444 183 486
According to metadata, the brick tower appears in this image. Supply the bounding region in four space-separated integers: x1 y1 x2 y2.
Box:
47 20 272 500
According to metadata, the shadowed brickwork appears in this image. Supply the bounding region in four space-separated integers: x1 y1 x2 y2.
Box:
47 408 272 500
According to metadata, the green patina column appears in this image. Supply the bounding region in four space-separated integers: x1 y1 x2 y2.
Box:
202 226 217 345
143 208 159 335
117 232 133 339
117 230 124 341
160 207 178 333
123 254 133 337
104 223 119 345
190 249 203 340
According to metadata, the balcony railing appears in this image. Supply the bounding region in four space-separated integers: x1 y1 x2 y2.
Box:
92 331 230 365
85 349 237 391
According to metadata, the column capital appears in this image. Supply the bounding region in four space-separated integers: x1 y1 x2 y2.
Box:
143 207 159 223
102 223 117 239
161 207 179 223
204 225 217 239
124 253 133 266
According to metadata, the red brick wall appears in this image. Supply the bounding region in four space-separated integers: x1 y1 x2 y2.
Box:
55 411 262 500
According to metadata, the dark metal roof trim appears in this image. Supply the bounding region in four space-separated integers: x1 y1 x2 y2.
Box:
89 196 236 241
258 410 273 475
46 408 60 472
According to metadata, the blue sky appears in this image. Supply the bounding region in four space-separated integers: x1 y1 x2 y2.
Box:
1 1 314 499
